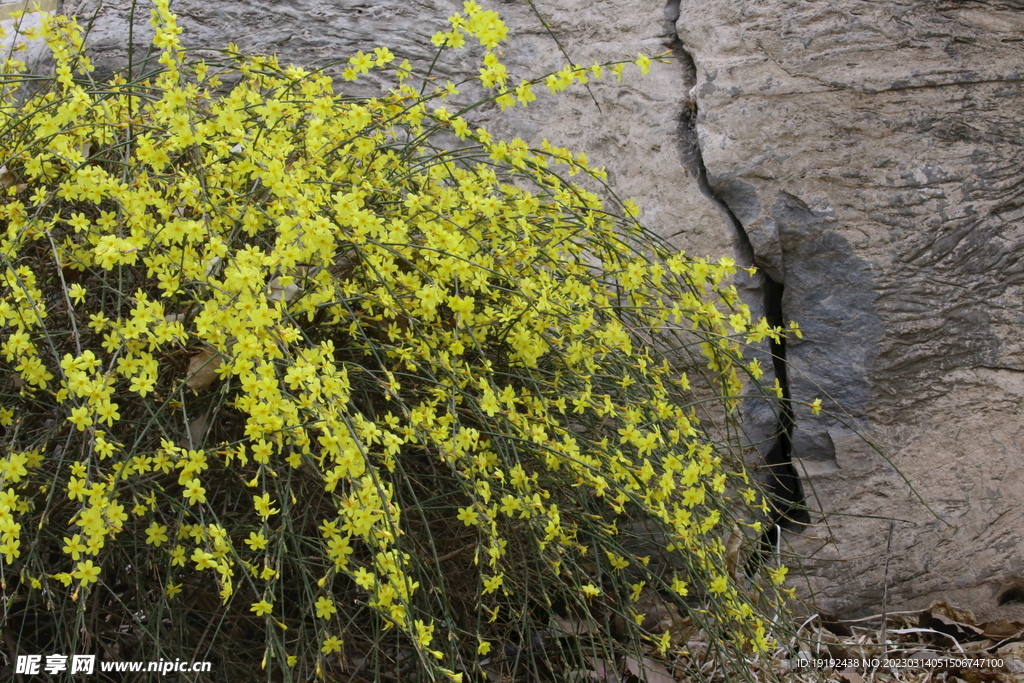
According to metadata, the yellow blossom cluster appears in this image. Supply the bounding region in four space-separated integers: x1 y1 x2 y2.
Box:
0 1 799 679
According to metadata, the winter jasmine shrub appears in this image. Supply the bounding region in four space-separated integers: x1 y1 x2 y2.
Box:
0 1 801 680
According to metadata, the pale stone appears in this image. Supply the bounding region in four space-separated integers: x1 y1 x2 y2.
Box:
1 8 52 73
676 0 1024 620
1 0 57 21
63 0 731 259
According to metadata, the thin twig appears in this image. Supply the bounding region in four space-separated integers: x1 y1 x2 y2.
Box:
436 543 475 563
880 519 894 648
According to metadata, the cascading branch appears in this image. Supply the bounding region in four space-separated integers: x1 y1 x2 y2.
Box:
0 1 802 680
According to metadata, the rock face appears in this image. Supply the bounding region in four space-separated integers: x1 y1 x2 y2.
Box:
675 0 1024 620
59 0 730 259
48 0 1024 619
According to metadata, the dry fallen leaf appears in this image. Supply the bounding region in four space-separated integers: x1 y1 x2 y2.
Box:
920 609 985 643
838 667 864 683
188 416 208 446
927 600 977 626
624 655 674 683
550 614 599 636
186 347 222 390
0 165 14 188
634 587 692 644
724 524 744 580
979 620 1023 640
584 656 621 683
998 643 1024 658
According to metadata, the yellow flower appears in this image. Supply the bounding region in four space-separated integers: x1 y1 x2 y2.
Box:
709 575 729 594
456 506 479 526
144 522 168 546
245 532 268 551
314 596 336 619
580 583 601 598
62 534 87 560
74 559 101 585
352 567 375 589
166 582 183 599
192 549 217 570
415 619 434 647
605 552 629 571
514 81 535 105
129 374 155 396
253 493 279 519
810 398 823 415
68 283 87 304
750 623 772 652
482 574 503 594
251 599 273 616
769 565 788 585
321 635 343 654
68 406 92 431
657 630 671 655
169 545 186 567
182 478 206 505
373 46 394 66
66 477 87 501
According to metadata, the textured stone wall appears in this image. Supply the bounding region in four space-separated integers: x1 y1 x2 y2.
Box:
674 0 1024 620
28 0 1024 620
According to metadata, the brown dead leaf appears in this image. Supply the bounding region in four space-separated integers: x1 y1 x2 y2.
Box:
551 614 599 636
997 642 1024 658
959 670 1011 683
188 416 208 446
838 667 864 683
978 620 1023 640
583 656 619 683
0 165 14 188
624 656 674 683
927 600 976 626
634 588 692 644
920 609 985 642
186 348 222 390
724 524 743 580
827 643 852 660
683 640 709 663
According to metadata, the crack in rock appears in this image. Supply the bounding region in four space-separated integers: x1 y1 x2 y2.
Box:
665 2 808 554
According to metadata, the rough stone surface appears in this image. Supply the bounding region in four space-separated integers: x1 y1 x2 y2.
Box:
59 0 731 260
675 0 1024 620
42 0 1024 620
1 0 57 21
2 9 54 72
